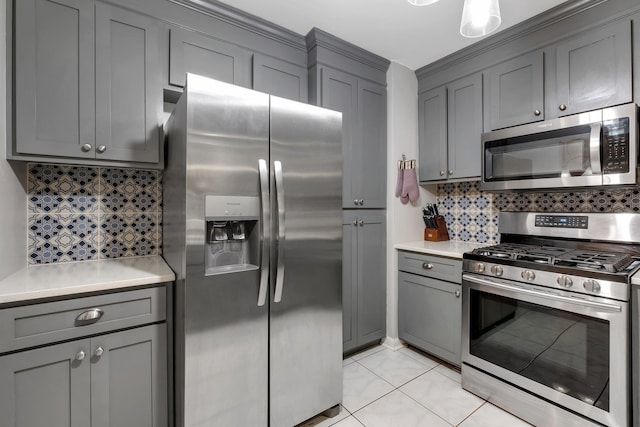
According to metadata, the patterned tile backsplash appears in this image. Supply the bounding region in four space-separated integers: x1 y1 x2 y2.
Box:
28 164 162 264
436 181 640 245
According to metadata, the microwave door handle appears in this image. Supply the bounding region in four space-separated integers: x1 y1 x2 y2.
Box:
257 159 270 307
589 123 602 174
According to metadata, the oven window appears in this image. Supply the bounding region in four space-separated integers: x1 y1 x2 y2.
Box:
484 125 594 181
469 289 610 411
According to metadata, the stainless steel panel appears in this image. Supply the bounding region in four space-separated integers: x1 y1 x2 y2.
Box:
269 96 343 427
168 74 270 427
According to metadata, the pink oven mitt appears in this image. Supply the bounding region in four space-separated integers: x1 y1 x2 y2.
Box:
395 165 404 197
402 167 419 203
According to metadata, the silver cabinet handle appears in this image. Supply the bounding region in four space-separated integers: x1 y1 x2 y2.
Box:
357 220 364 226
359 199 364 206
448 170 453 175
75 350 86 361
75 308 104 326
354 199 359 205
559 104 567 111
439 171 445 176
273 160 286 304
257 159 270 307
96 145 106 153
422 262 433 270
94 346 104 357
81 143 92 152
352 220 358 226
534 109 541 116
455 290 461 298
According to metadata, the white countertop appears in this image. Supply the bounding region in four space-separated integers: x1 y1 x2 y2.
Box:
394 240 485 259
0 256 175 305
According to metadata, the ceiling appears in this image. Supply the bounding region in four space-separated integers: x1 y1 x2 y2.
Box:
216 0 568 70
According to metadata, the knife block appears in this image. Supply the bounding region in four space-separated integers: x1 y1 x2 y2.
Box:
424 216 450 242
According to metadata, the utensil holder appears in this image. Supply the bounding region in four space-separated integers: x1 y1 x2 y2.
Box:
424 216 450 242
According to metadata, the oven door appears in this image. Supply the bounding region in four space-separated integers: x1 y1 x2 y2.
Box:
462 273 628 427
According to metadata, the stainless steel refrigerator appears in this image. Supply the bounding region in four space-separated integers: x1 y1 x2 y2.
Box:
163 74 343 427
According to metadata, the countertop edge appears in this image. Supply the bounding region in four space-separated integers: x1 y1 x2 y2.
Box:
394 240 485 259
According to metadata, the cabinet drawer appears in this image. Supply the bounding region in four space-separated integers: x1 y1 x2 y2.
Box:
0 286 166 354
398 251 462 283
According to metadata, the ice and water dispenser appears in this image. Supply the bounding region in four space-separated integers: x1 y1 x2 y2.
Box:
204 195 260 275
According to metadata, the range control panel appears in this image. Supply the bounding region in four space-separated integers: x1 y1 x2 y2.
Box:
535 215 588 229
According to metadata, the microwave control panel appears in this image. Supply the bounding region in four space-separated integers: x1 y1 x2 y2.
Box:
535 215 588 229
602 117 629 174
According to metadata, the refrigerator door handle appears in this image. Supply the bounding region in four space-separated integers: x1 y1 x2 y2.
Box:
257 159 270 307
274 160 286 303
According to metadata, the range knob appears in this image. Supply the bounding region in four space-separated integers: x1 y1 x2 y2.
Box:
473 263 485 273
557 275 573 288
490 265 503 277
521 270 536 281
583 279 601 293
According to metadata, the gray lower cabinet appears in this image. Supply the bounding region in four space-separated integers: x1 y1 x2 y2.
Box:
318 67 387 209
343 210 386 354
398 251 462 366
554 19 632 117
484 50 544 130
13 0 162 166
419 73 483 183
0 286 168 427
168 26 252 89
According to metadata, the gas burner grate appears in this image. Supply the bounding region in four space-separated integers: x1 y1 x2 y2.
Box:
553 251 634 273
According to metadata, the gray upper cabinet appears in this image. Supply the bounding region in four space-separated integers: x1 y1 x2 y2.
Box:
418 87 447 182
554 20 632 117
485 50 544 130
12 0 163 167
168 27 252 89
95 3 162 164
419 73 482 183
252 53 308 102
14 0 95 160
343 210 386 354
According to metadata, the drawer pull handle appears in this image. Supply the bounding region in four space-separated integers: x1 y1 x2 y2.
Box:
75 350 85 361
422 262 434 270
75 308 104 326
455 290 461 298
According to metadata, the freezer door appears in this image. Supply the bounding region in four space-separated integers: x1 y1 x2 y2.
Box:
177 74 270 427
269 96 343 427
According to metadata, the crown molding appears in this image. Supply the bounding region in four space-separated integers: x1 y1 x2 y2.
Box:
168 0 307 51
415 0 609 78
306 28 390 72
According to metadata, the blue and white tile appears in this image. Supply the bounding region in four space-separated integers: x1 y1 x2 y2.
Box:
353 390 450 427
100 213 159 258
28 163 99 214
400 369 484 426
101 168 160 213
28 214 99 264
459 403 532 427
342 362 394 413
356 348 433 387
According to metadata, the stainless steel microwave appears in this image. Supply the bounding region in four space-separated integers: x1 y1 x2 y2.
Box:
481 103 638 191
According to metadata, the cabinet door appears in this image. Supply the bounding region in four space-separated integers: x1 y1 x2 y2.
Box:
356 211 386 346
320 68 359 208
398 272 461 365
252 54 308 102
342 212 358 353
95 4 161 164
485 50 544 130
447 73 483 180
358 81 387 209
0 339 91 427
555 20 632 117
418 87 447 182
169 28 251 88
14 0 95 159
91 324 167 427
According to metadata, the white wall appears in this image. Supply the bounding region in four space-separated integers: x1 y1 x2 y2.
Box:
0 0 27 280
384 62 435 349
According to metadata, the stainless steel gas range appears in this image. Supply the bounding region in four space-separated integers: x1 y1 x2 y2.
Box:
461 212 640 427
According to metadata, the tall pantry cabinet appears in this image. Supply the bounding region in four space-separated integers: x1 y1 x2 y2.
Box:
307 29 390 354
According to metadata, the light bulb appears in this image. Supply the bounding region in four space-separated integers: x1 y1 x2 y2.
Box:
460 0 501 38
407 0 441 6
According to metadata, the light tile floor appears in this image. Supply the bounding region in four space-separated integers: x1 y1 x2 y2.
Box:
299 345 532 427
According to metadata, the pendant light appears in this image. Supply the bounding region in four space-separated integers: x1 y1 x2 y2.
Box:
407 0 441 6
460 0 502 38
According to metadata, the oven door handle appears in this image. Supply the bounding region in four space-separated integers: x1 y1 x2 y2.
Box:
463 274 622 312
